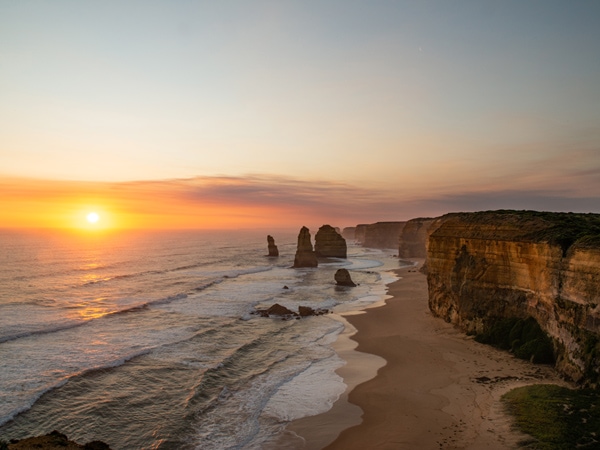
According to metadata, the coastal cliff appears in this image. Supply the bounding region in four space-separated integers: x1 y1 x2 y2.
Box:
354 224 368 244
362 222 406 249
398 218 436 258
426 211 600 385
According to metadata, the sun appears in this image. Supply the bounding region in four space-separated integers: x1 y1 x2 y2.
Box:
86 212 100 224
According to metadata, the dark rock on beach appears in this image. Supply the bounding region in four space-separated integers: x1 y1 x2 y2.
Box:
335 268 356 287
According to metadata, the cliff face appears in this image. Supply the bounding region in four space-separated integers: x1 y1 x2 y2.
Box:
363 222 406 249
342 227 356 240
427 211 600 385
398 218 435 258
315 224 347 258
354 224 368 244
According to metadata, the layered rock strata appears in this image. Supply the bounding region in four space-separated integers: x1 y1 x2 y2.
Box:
363 221 406 249
426 211 600 385
266 235 279 257
315 224 347 258
398 218 436 258
293 226 318 268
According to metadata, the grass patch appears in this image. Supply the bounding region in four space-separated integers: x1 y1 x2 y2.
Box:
475 317 555 364
502 384 600 449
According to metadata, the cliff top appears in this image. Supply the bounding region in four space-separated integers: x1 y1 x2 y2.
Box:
434 210 600 254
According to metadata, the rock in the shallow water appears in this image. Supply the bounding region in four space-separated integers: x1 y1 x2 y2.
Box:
335 268 356 287
267 235 279 257
298 305 316 317
266 303 296 316
293 226 318 268
7 430 112 450
315 224 347 258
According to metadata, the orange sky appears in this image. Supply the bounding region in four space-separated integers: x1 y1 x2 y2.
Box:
1 3 599 230
0 176 398 231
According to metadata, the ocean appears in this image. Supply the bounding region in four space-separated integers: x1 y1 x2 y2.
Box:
0 229 403 449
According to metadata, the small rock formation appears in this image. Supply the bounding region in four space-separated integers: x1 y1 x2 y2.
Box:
252 303 329 318
267 235 279 257
335 268 356 287
298 305 316 317
293 226 318 268
6 430 112 449
265 303 295 316
315 224 347 258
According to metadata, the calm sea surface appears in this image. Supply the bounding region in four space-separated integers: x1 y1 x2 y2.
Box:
0 229 402 449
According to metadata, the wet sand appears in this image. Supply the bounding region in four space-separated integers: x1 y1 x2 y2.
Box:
286 261 566 449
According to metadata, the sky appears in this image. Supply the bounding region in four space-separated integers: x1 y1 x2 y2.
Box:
1 0 599 230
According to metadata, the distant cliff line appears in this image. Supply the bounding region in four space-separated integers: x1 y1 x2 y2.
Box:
348 210 600 386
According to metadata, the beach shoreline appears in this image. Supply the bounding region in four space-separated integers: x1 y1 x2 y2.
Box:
284 260 568 449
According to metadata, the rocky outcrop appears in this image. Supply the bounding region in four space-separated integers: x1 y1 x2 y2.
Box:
398 218 436 258
293 226 318 268
342 227 356 240
253 303 329 318
335 268 356 287
354 224 368 244
363 221 406 249
315 225 347 258
426 211 600 385
267 235 279 257
7 430 112 449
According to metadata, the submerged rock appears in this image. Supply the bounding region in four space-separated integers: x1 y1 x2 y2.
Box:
315 224 347 258
293 226 318 268
335 268 356 287
266 235 279 257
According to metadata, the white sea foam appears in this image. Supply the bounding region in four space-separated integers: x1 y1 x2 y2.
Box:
262 354 347 422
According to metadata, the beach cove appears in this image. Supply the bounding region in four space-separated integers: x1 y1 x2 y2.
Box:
286 261 567 450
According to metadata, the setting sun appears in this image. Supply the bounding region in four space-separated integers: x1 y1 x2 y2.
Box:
87 212 100 223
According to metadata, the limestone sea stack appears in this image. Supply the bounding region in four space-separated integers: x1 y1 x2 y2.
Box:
293 226 318 268
267 235 279 257
315 224 347 258
335 268 356 287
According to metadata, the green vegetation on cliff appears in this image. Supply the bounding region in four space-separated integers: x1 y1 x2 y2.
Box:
457 210 600 254
502 384 600 449
475 317 555 364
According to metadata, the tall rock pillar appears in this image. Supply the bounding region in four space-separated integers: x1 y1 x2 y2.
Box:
293 226 318 268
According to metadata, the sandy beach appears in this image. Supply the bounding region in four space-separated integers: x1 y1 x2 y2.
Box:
285 261 567 449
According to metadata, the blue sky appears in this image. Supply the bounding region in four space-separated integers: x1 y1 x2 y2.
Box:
1 1 599 224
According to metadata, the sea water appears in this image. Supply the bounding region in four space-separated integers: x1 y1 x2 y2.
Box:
0 229 405 449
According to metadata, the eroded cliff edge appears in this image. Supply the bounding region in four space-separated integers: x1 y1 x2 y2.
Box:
426 211 600 385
